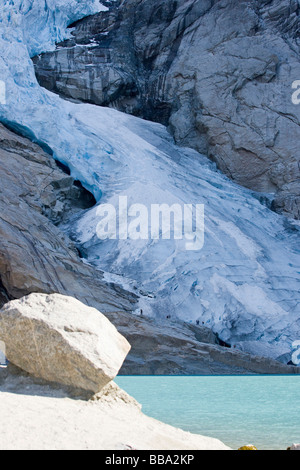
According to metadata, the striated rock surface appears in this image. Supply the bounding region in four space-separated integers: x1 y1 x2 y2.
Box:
0 293 131 393
111 312 300 376
33 0 300 219
0 122 137 311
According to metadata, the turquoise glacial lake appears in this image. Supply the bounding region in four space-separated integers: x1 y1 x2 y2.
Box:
115 376 300 450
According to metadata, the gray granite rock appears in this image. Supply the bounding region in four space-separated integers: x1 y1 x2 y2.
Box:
0 293 131 393
33 0 300 219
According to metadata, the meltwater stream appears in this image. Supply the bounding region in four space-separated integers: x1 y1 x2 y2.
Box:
115 376 300 450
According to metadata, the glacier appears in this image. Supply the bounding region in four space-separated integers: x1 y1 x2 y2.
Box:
0 0 299 362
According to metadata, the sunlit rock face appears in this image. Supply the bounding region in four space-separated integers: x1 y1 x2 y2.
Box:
33 0 300 219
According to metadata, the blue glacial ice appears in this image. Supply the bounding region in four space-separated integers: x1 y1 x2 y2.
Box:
0 0 299 361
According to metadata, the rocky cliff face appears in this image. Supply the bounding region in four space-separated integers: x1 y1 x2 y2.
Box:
33 0 300 219
0 122 136 310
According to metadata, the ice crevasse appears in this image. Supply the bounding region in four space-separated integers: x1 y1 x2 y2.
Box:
0 0 299 362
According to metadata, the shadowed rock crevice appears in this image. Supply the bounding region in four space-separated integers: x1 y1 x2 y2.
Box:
33 0 300 219
0 279 11 309
0 121 97 226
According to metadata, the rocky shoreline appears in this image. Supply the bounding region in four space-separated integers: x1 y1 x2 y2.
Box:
0 371 231 450
0 293 230 450
0 294 298 450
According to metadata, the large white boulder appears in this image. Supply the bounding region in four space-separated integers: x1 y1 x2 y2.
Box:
0 293 131 393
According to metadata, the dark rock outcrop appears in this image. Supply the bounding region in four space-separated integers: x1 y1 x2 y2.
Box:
33 0 300 219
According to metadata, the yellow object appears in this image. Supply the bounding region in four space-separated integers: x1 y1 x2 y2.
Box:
238 445 258 451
